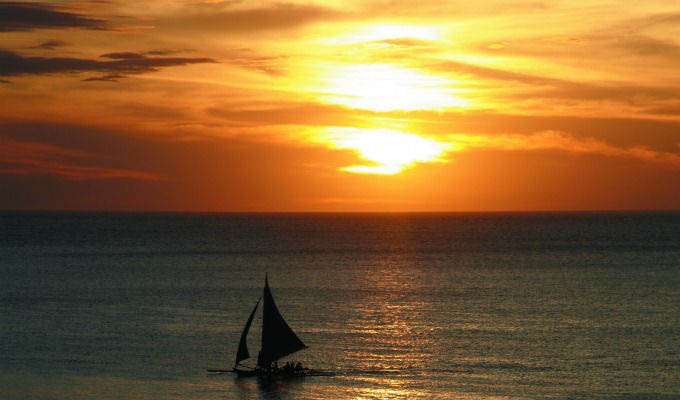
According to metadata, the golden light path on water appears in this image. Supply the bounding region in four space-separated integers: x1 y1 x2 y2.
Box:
314 128 455 175
344 250 433 399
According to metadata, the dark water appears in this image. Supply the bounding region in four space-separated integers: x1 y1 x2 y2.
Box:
1 211 679 399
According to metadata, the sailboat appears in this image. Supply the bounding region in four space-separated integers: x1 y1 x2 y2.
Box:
209 274 309 377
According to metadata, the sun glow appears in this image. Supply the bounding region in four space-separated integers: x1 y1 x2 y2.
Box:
322 64 468 112
317 128 453 175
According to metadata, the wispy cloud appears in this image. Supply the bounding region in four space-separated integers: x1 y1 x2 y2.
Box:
0 164 159 180
157 2 345 33
431 60 564 87
611 11 680 34
207 102 374 126
448 131 680 168
368 38 439 48
0 137 160 180
430 59 680 112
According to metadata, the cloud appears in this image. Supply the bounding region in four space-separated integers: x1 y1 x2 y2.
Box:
207 102 377 127
158 2 344 33
0 2 106 32
224 52 286 75
81 74 127 82
643 104 680 116
361 0 549 19
369 38 438 48
0 165 158 181
0 137 160 180
614 35 680 58
146 49 189 56
614 11 680 33
528 84 680 103
399 110 680 152
198 47 286 75
30 40 69 50
432 59 565 87
100 52 146 60
431 59 680 107
448 131 680 168
0 49 216 78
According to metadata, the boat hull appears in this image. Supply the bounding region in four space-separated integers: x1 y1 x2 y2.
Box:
208 367 334 378
233 367 310 378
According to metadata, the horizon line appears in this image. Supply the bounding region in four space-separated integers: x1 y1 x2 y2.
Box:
2 208 679 215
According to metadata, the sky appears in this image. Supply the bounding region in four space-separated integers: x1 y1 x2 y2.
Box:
1 0 680 211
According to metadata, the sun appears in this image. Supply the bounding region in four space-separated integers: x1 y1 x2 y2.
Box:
316 128 453 175
321 64 468 112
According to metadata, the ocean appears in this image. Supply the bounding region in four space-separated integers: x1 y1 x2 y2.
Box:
1 211 679 399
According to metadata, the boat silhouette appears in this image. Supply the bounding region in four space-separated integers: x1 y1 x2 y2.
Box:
208 274 311 378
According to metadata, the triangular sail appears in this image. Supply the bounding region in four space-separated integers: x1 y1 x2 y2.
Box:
234 298 260 367
258 275 306 367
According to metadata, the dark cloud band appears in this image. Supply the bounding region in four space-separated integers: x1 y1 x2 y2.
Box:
0 2 106 32
0 50 216 77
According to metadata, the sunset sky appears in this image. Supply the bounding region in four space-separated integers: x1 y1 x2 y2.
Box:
2 0 680 211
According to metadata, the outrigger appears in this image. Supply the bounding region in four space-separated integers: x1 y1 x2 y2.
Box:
208 274 313 378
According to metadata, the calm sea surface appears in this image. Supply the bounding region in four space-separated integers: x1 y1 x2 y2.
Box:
1 211 679 399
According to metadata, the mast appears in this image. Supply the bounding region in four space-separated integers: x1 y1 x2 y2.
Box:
234 298 260 369
258 274 306 367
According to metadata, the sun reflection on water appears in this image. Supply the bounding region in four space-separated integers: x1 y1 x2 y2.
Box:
343 236 439 374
